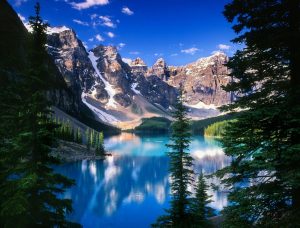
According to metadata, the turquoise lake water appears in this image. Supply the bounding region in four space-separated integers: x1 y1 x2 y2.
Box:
55 133 231 227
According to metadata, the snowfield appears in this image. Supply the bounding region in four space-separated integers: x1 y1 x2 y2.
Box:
88 51 118 108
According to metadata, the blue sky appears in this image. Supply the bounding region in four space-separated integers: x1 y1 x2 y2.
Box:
10 0 237 66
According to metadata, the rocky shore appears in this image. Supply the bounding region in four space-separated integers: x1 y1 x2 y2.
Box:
51 140 111 162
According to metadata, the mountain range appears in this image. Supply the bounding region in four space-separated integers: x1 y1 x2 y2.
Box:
1 0 232 131
45 26 232 129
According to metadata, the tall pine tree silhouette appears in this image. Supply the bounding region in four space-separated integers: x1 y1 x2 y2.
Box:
217 0 300 227
191 173 213 227
153 88 194 227
0 3 76 226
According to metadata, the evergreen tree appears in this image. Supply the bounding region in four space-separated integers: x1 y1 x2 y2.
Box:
153 88 194 227
76 128 82 144
0 3 76 226
95 132 105 156
191 173 213 227
86 129 90 151
216 0 300 226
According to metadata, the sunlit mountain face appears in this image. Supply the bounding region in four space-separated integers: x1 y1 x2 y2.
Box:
55 133 231 227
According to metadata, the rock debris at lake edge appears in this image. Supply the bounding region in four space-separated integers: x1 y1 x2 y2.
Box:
51 140 111 162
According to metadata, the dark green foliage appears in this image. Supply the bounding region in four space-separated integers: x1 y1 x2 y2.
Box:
84 129 105 155
135 117 171 134
0 3 76 226
191 173 214 227
85 129 91 151
191 113 238 135
153 89 194 227
95 132 105 156
53 117 83 143
204 120 234 137
217 0 300 227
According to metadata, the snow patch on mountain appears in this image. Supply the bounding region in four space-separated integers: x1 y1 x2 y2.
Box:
88 51 118 108
189 51 227 70
47 26 70 35
131 83 141 95
185 101 218 110
81 92 119 122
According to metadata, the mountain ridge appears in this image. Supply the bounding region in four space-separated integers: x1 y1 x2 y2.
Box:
27 23 233 129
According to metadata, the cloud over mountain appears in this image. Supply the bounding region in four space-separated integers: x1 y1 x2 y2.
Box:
71 0 109 10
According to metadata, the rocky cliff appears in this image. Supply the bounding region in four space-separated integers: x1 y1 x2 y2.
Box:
168 51 232 107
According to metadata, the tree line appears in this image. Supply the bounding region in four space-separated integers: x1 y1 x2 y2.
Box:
53 117 105 156
204 120 231 138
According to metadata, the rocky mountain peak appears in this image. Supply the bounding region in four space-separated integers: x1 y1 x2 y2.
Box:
92 45 120 61
47 26 71 35
47 28 81 50
131 57 147 67
192 51 228 70
147 58 170 81
153 58 167 68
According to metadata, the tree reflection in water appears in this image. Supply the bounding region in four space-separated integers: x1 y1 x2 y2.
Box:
55 133 230 227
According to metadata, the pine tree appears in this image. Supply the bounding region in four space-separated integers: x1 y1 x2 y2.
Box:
75 128 82 144
86 129 90 151
216 0 300 227
153 88 194 227
0 3 76 226
95 132 105 156
191 173 213 227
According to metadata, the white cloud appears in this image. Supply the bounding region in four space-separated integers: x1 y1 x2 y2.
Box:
129 51 140 55
88 38 94 42
71 0 109 10
95 34 104 42
181 47 199 55
15 0 27 6
73 19 89 26
218 44 231 50
117 43 126 49
18 13 26 23
99 16 115 28
107 32 115 38
122 58 132 64
171 53 178 57
90 14 116 28
122 7 134 15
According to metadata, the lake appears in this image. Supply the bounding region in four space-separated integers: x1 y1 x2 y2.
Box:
55 133 231 228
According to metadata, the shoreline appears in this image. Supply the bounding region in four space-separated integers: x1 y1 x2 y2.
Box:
51 140 111 163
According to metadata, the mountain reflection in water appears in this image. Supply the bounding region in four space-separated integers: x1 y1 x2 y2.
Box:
55 133 231 227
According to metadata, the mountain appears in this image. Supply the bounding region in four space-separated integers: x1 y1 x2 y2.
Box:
168 51 231 107
13 6 232 129
45 26 232 129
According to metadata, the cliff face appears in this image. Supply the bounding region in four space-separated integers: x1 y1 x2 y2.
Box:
46 28 104 109
89 45 133 108
167 52 232 106
130 58 177 109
